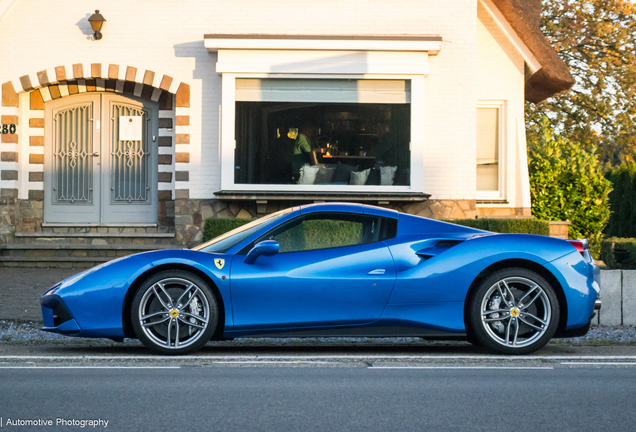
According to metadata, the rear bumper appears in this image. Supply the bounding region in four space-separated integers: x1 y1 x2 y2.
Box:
545 251 600 330
554 306 597 339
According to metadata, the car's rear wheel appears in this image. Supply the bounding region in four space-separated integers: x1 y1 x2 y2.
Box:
468 268 559 355
131 270 218 355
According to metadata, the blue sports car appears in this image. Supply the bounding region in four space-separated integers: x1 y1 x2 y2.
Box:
40 203 601 355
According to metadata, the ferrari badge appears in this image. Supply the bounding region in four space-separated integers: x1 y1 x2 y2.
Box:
214 258 225 270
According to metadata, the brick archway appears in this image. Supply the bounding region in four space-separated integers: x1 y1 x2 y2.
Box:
0 63 192 240
2 63 189 104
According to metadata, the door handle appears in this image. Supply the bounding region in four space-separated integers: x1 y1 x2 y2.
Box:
91 152 100 157
367 269 385 275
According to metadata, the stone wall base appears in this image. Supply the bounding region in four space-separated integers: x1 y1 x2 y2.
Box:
0 189 174 245
0 188 18 244
477 206 532 217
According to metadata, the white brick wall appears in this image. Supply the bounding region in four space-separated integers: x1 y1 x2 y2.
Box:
476 2 526 207
0 0 529 203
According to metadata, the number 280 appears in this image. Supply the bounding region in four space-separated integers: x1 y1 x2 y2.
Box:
1 124 17 134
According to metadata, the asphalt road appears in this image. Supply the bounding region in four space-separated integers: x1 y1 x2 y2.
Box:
1 362 635 432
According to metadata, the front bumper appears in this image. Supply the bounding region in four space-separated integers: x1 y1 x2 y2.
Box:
40 293 81 335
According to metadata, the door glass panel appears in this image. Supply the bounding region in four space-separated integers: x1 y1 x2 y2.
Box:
53 104 93 204
110 104 150 203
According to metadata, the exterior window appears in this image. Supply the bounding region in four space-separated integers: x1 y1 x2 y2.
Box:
234 79 411 187
476 103 504 197
249 213 397 254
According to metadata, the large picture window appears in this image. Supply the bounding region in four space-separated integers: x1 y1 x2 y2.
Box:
234 79 411 187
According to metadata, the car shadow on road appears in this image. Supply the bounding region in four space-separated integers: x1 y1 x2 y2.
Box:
6 340 636 357
4 340 494 356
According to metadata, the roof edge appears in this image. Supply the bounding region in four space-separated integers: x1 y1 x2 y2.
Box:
0 0 19 22
204 34 443 42
480 0 541 73
491 0 575 103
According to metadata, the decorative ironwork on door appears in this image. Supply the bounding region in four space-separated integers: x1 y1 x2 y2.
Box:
110 104 150 203
52 104 93 204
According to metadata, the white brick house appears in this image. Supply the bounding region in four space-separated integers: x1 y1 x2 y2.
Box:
0 0 573 254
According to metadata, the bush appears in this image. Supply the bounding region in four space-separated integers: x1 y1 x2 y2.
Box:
600 238 636 269
527 118 612 257
445 219 550 236
605 163 636 238
202 218 253 242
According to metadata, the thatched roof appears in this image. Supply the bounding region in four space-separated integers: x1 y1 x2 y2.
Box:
492 0 575 103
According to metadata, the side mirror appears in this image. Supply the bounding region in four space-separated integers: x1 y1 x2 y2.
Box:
244 240 279 264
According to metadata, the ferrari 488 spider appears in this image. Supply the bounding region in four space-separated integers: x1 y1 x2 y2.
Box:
41 203 601 355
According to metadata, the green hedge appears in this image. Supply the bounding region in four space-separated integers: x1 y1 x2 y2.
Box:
444 219 550 236
600 238 636 269
605 163 636 238
527 118 612 257
202 217 550 244
202 218 253 242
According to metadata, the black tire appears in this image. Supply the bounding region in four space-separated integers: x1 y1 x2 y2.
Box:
131 270 218 355
468 268 559 355
465 331 482 347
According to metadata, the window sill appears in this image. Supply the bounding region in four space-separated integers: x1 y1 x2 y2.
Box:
214 190 430 203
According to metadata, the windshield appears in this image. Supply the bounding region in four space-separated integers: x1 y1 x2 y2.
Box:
191 208 293 254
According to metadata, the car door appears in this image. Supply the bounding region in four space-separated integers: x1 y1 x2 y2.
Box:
229 212 397 330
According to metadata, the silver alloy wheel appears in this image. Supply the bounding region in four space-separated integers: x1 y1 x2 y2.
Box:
480 276 552 348
137 277 210 350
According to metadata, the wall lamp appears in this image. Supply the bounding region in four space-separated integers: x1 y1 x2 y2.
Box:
88 10 106 40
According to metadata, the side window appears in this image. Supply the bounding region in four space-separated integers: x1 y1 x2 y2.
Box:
273 217 362 253
250 212 397 254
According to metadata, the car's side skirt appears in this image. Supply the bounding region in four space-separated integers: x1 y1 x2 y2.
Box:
223 325 467 339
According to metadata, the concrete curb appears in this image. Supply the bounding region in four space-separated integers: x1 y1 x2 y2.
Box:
600 270 636 326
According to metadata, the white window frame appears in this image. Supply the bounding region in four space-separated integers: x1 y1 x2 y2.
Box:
476 100 506 200
220 73 425 193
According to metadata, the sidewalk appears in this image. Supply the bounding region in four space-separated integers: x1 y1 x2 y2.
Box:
0 267 79 321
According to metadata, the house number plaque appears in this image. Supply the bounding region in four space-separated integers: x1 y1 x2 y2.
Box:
0 124 16 134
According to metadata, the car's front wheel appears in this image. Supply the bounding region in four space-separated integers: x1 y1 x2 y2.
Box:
468 268 559 355
131 270 218 355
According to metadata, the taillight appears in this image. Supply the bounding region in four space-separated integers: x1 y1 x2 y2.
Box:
567 239 588 256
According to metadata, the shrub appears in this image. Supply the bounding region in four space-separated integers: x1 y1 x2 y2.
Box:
600 238 636 269
605 163 636 238
527 118 612 257
444 219 550 236
202 218 252 242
